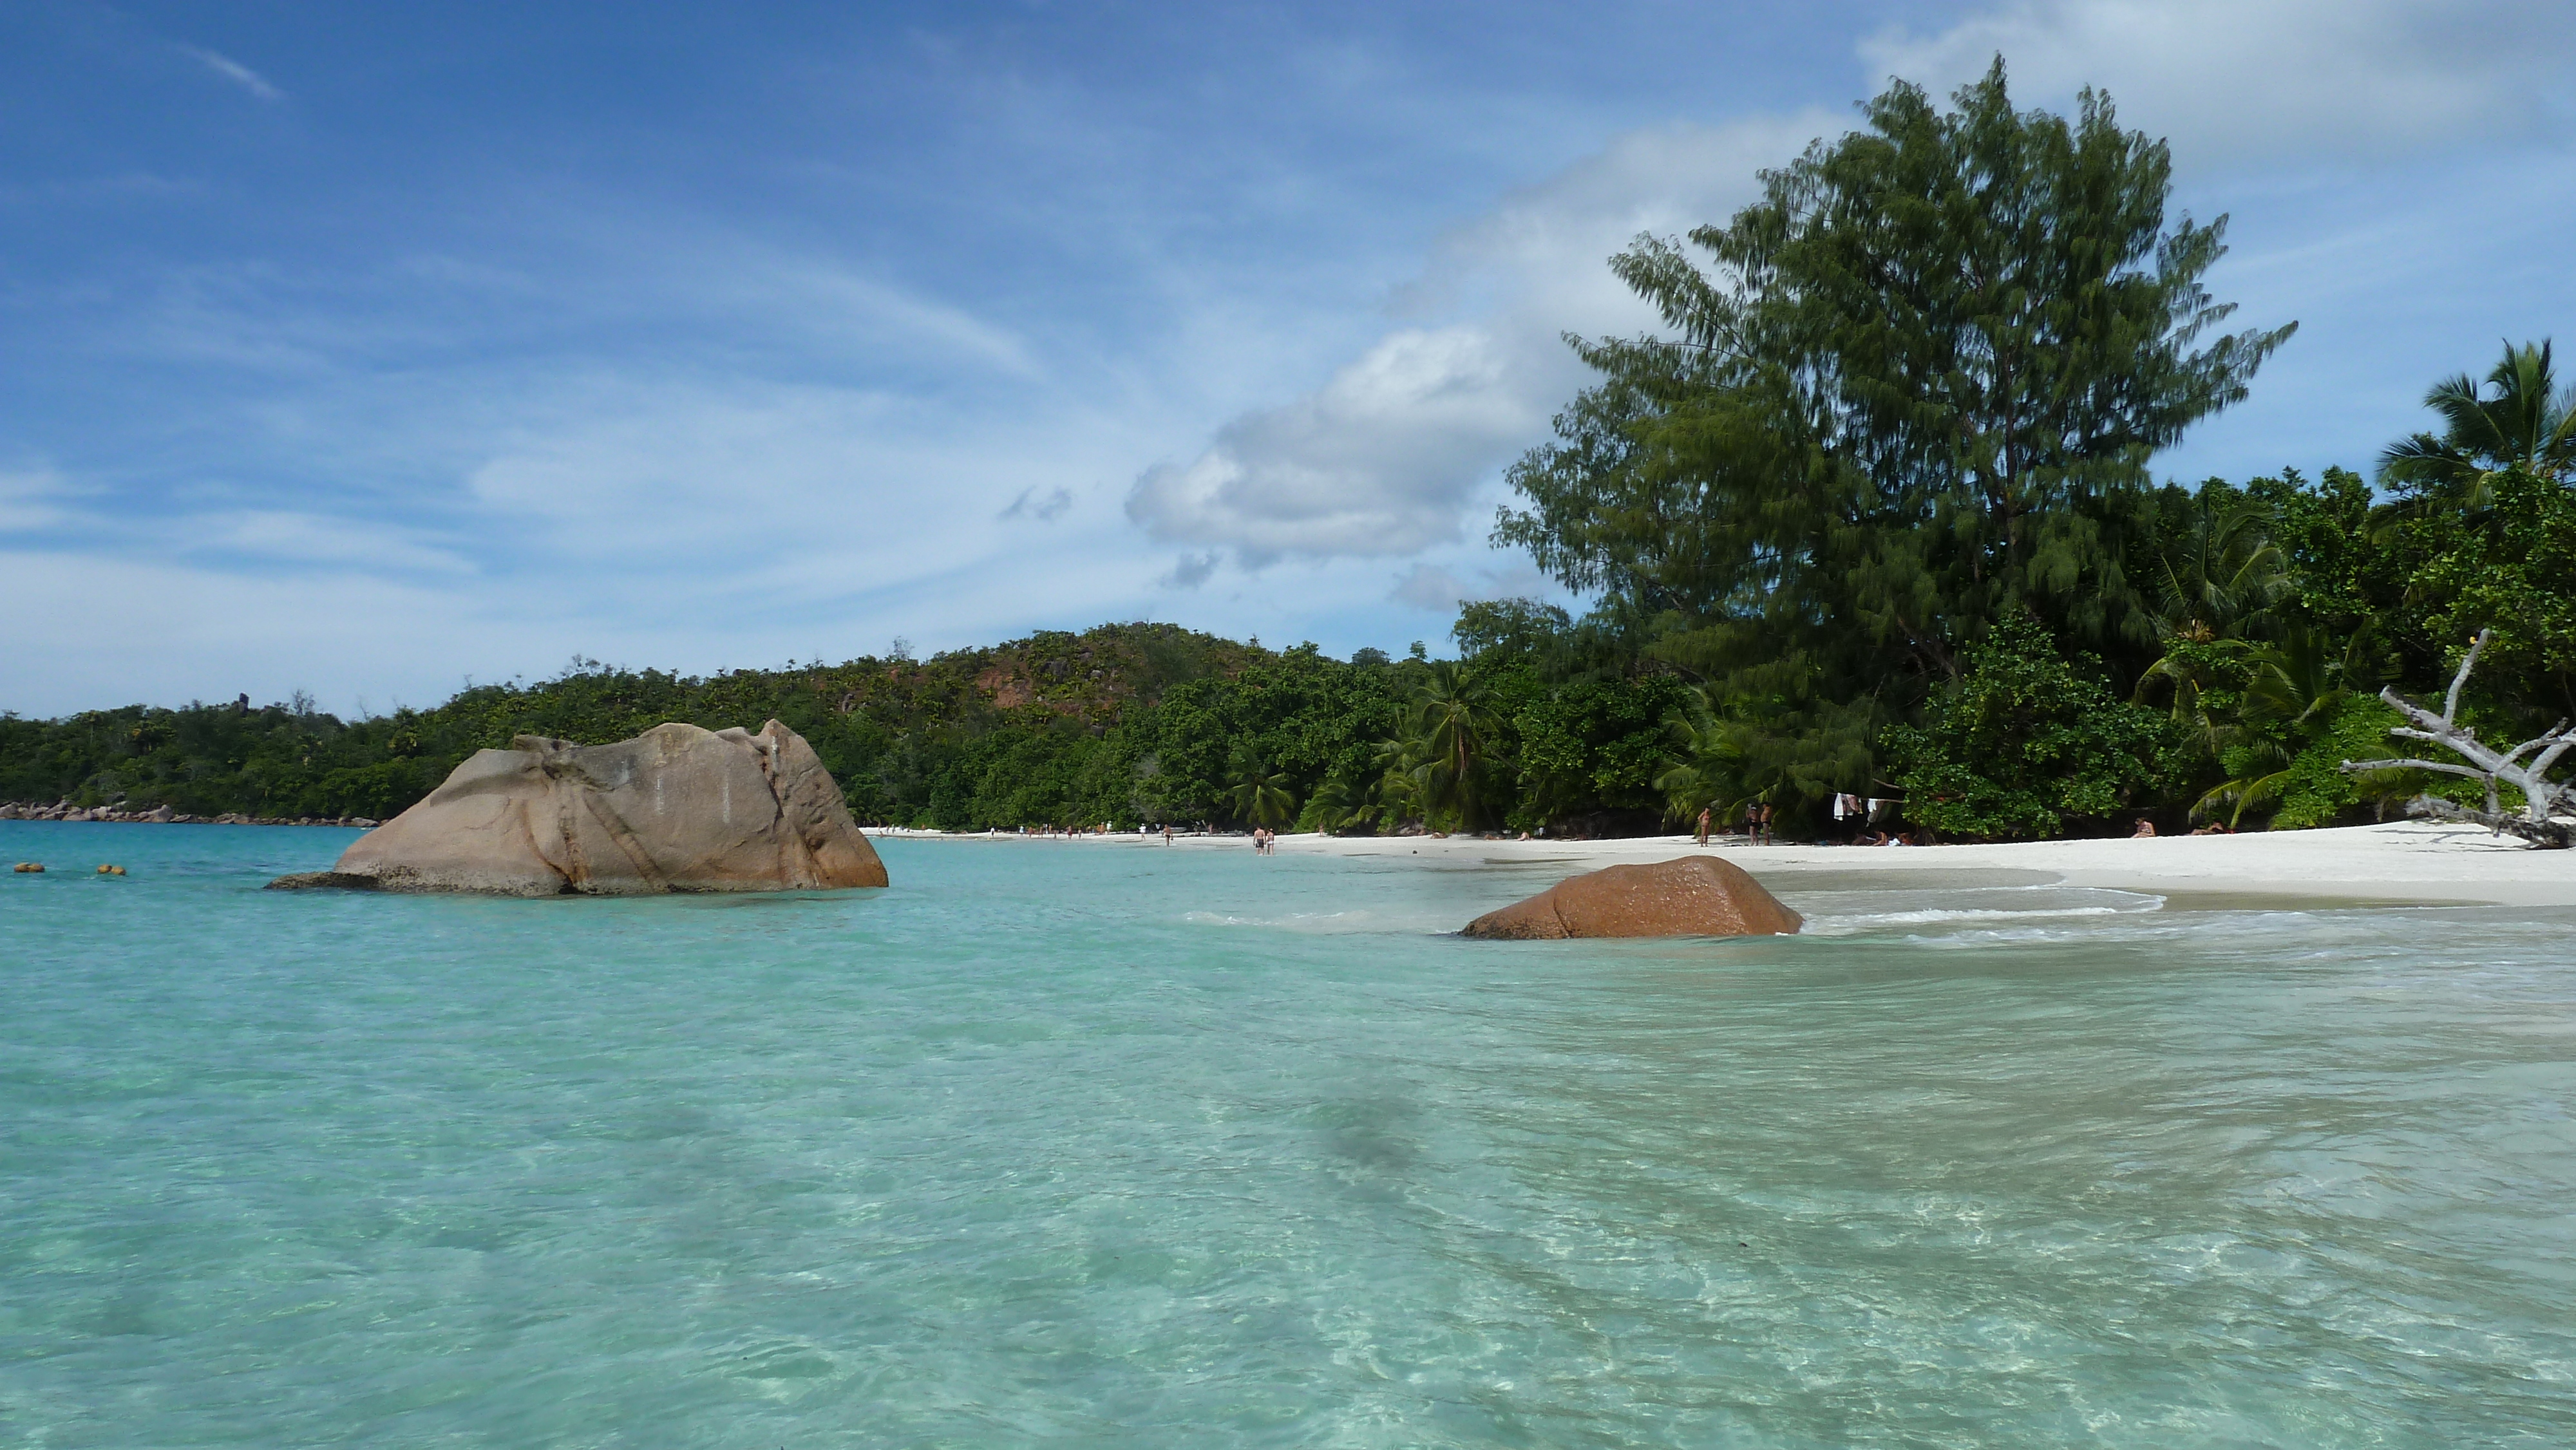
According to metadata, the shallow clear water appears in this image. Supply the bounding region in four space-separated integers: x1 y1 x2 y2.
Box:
4 822 2573 1447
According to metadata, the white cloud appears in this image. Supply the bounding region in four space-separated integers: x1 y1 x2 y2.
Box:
183 511 475 574
1126 325 1532 563
0 468 76 532
1861 0 2576 169
1388 563 1472 612
1124 113 1829 568
179 44 285 103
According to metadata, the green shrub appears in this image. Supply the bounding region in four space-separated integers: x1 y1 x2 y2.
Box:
1883 616 2185 840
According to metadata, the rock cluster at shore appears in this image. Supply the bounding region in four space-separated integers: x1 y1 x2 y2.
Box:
0 802 379 827
268 719 887 896
1462 855 1802 939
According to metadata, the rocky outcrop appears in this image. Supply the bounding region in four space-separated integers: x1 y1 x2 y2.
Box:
0 802 376 825
1461 855 1800 939
268 720 887 896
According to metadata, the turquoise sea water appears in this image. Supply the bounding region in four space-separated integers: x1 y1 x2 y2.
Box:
3 822 2573 1447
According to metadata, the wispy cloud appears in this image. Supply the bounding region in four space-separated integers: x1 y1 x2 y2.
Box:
999 486 1074 522
0 467 77 532
770 263 1041 379
1387 558 1553 614
182 511 476 574
1861 0 2576 169
178 44 285 103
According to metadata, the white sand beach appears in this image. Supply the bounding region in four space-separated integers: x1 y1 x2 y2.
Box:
890 821 2576 909
1302 821 2576 908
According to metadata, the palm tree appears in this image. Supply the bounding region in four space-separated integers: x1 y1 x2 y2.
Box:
2188 626 2364 828
1369 735 1427 828
2144 488 2287 643
1298 775 1370 835
2136 636 2263 756
2380 339 2576 511
2132 491 2291 761
1396 663 1498 831
1653 692 1747 825
1223 744 1296 829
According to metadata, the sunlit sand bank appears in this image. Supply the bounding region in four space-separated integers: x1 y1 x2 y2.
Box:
884 820 2576 909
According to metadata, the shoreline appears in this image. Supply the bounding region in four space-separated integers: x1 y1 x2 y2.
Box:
12 815 2566 909
870 820 2576 909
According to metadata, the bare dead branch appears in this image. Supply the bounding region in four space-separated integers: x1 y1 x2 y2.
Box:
2340 628 2574 847
2443 629 2488 724
2344 758 2499 780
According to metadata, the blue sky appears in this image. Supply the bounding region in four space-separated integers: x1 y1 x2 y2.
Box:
4 0 2572 717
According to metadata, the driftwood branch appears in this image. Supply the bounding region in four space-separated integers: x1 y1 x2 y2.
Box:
2443 627 2485 723
2341 628 2575 849
2400 794 2573 849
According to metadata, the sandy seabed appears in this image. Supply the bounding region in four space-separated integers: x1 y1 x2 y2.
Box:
876 820 2576 909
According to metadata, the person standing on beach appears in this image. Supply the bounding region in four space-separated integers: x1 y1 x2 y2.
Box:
1696 806 1711 846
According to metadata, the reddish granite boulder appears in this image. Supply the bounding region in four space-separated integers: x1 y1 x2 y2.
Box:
1462 855 1799 939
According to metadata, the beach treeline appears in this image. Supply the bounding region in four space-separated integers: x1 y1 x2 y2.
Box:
5 65 2570 841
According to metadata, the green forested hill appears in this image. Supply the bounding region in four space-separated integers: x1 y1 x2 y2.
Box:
1 623 1271 827
0 617 1700 835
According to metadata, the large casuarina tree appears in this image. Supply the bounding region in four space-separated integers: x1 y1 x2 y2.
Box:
1497 59 2294 781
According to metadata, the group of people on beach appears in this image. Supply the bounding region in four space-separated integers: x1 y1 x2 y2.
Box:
1249 827 1277 855
1695 803 1780 846
1692 800 1919 847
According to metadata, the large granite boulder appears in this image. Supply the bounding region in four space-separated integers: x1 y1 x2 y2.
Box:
1461 855 1799 939
268 720 887 896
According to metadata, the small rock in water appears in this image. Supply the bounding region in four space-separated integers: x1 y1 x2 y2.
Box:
264 871 382 892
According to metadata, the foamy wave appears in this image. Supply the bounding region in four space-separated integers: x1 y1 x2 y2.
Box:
1795 896 2163 937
